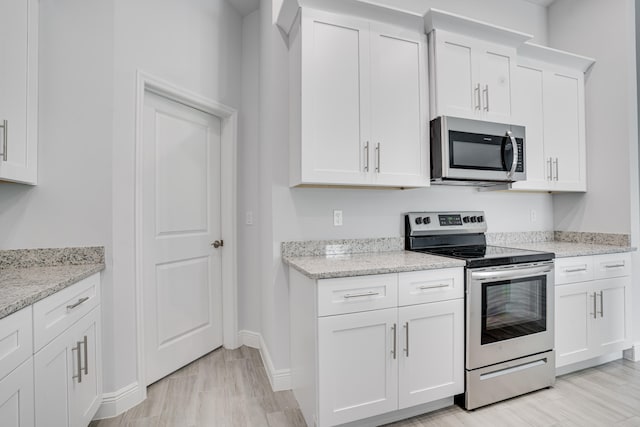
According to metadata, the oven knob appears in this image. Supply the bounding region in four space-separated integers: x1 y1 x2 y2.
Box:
415 217 423 225
470 216 477 223
423 217 431 224
478 215 484 223
463 216 470 223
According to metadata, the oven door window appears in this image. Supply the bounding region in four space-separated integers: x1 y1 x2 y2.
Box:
481 275 547 344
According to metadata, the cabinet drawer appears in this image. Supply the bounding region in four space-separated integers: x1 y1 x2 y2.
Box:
592 253 631 280
555 256 593 285
317 274 398 317
0 307 32 381
398 268 464 306
33 273 100 352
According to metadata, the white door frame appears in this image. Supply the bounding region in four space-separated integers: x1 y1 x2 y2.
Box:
134 70 238 395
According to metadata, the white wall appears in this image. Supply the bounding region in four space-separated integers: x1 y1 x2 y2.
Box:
0 0 116 387
238 9 262 334
257 0 554 373
549 0 637 234
110 0 243 397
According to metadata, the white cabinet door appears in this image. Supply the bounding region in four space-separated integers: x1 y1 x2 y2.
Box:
0 0 38 184
476 42 514 122
370 26 428 187
0 359 34 427
398 300 463 409
511 64 547 190
318 308 398 426
69 307 102 427
300 11 370 185
430 31 476 120
591 278 629 356
543 71 586 191
555 282 592 367
35 307 102 427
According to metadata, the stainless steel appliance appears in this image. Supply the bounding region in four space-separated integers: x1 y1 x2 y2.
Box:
405 211 555 409
430 116 526 186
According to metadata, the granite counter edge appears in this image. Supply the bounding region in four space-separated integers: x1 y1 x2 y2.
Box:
0 263 105 320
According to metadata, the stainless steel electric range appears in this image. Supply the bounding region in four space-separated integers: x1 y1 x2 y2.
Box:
405 211 556 409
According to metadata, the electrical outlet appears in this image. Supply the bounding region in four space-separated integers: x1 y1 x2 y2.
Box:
530 209 537 223
333 210 343 226
246 211 254 225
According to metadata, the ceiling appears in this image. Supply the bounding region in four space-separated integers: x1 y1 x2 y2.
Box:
523 0 556 5
228 0 260 16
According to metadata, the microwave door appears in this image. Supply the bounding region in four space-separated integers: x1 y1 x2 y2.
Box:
447 131 508 181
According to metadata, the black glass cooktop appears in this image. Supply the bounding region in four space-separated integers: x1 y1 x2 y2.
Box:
411 245 554 268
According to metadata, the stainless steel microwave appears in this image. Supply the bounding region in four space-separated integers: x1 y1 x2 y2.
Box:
430 116 526 186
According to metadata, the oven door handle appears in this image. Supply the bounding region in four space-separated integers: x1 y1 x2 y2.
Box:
470 264 553 281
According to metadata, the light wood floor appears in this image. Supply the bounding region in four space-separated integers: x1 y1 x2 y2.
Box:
91 347 640 427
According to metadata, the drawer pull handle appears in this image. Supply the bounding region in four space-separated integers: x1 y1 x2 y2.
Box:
343 291 379 299
564 267 587 273
72 341 83 383
419 283 449 290
604 263 625 269
391 323 397 360
67 297 90 311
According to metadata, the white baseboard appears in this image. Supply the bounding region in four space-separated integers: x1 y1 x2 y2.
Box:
94 381 145 420
556 352 622 377
239 329 291 392
624 343 640 362
238 329 261 349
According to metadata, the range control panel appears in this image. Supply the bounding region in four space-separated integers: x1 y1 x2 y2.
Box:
406 211 487 236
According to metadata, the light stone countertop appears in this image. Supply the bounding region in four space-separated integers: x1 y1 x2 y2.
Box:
0 247 105 320
284 250 466 280
0 263 104 320
504 241 635 258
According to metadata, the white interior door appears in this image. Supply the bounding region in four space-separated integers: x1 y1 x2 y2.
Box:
143 91 223 385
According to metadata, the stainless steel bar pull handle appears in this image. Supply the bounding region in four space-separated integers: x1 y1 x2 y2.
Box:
375 143 381 173
364 141 369 172
391 323 397 360
419 283 449 290
591 292 597 319
547 158 553 181
483 85 489 111
605 263 625 269
0 120 7 162
599 291 604 318
403 322 409 357
474 84 481 110
72 341 83 383
67 297 90 311
565 267 587 273
554 158 559 181
82 335 89 375
343 291 379 299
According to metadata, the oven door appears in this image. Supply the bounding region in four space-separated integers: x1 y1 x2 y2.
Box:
466 261 554 370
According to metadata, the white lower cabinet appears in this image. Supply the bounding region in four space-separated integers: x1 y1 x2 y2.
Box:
290 267 464 427
0 358 35 427
35 306 102 427
0 273 102 427
555 253 631 368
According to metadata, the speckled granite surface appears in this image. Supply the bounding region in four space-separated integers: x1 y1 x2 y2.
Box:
486 231 555 245
554 231 630 247
281 238 404 258
0 247 105 320
284 251 465 279
505 241 635 258
0 246 104 269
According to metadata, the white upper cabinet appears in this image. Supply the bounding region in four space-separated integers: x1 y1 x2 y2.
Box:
289 9 429 188
0 0 38 184
511 43 593 192
425 9 531 122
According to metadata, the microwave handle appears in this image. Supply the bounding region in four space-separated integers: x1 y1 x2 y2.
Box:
505 131 518 179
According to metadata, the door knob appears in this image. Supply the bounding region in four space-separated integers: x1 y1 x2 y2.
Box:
211 240 224 249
